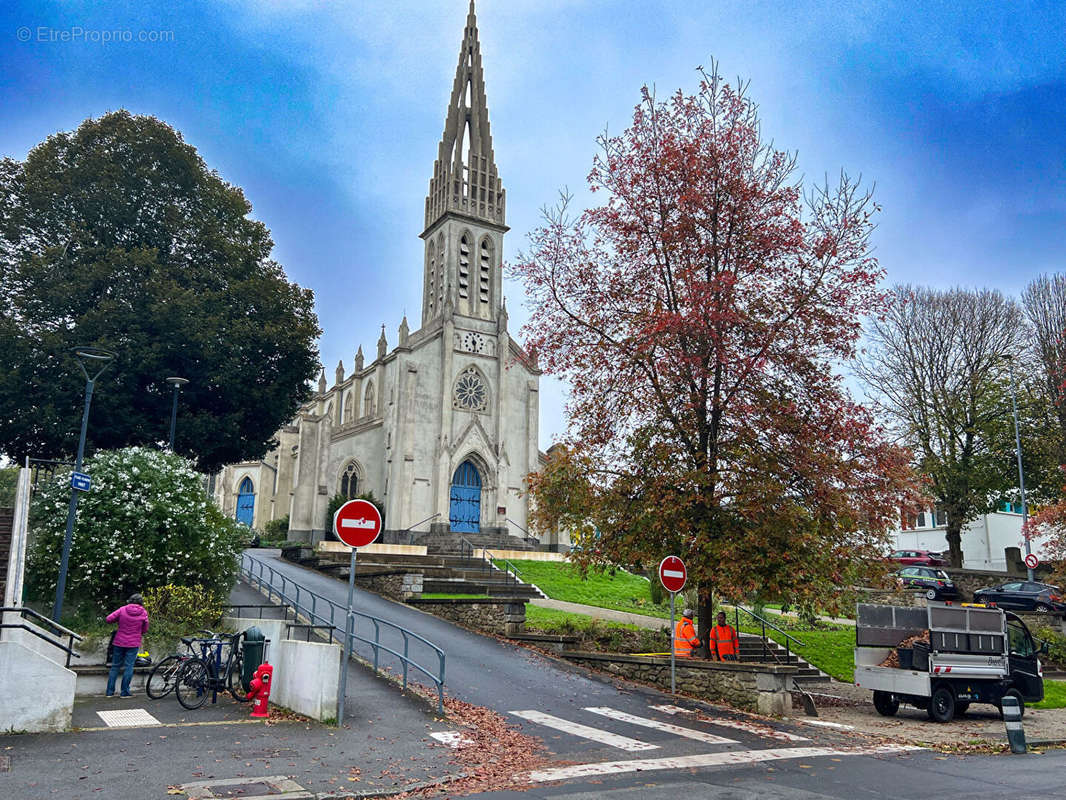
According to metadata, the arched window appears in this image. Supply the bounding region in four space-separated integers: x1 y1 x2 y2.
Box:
449 460 481 533
364 380 376 417
339 461 359 499
437 235 445 309
343 391 354 423
458 234 470 299
479 237 491 305
325 401 333 422
427 244 436 314
453 366 488 412
236 477 255 527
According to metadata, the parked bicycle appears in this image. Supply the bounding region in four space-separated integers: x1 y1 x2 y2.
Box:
145 629 217 700
173 631 253 709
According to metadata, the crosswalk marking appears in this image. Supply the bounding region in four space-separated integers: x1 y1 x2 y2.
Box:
583 707 736 745
526 744 922 782
509 710 659 752
651 704 810 742
800 719 855 730
430 731 473 748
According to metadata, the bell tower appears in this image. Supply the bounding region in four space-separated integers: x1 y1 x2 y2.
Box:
421 0 507 325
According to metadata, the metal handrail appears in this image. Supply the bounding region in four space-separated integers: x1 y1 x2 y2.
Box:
458 535 492 573
729 604 806 666
239 553 446 714
499 559 522 585
0 606 83 668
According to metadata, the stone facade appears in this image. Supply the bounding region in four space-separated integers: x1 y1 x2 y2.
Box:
214 4 543 547
560 652 796 716
355 572 424 602
407 597 526 636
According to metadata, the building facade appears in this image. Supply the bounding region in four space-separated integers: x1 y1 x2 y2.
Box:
216 3 543 545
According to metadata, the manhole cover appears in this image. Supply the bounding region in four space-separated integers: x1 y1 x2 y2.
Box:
0 755 10 772
181 775 311 800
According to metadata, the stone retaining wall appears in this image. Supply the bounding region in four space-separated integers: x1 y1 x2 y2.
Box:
561 651 795 716
407 597 526 636
355 571 423 601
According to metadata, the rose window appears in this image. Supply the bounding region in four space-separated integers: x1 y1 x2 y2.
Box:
453 367 487 411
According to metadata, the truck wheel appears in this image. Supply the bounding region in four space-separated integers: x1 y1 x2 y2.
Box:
873 691 899 717
927 685 955 723
999 689 1025 719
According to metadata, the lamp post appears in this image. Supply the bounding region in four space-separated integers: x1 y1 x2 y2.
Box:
165 377 190 450
1005 359 1034 581
54 347 115 623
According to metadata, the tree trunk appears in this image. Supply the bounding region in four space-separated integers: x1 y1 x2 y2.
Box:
945 522 964 568
695 581 713 658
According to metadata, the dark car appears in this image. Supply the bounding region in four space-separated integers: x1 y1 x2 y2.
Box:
888 549 948 567
973 581 1066 613
895 566 960 600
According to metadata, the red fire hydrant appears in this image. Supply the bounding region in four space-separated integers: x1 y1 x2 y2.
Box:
249 663 273 719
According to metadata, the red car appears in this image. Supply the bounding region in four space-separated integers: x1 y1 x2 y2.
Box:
888 549 947 567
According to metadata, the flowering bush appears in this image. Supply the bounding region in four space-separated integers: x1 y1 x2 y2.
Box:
26 446 246 608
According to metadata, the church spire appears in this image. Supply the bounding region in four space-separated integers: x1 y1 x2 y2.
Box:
424 0 506 233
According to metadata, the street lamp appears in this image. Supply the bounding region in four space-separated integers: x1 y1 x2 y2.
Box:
165 376 190 450
1005 359 1034 581
54 346 115 623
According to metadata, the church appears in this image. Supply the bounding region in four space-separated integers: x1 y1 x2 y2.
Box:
215 3 545 548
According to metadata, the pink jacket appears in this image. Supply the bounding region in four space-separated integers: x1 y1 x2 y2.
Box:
106 603 149 648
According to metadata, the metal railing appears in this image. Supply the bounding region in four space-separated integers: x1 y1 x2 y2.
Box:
239 553 446 713
0 606 83 668
729 604 806 665
498 559 522 586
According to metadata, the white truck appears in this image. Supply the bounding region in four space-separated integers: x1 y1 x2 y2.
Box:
854 602 1047 722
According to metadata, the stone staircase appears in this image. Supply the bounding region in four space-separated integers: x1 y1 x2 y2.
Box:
292 549 545 600
413 528 538 556
0 507 13 602
736 634 829 687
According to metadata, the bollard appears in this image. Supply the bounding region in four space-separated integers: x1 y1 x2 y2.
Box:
1001 695 1026 754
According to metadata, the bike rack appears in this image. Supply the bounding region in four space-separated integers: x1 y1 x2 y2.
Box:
239 553 447 714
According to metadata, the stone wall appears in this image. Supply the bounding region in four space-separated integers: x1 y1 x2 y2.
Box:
561 651 795 716
355 571 423 601
407 597 526 636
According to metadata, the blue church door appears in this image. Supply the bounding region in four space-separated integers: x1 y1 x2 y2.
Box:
236 477 255 527
449 461 481 533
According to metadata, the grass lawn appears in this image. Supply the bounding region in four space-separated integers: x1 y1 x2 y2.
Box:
525 604 667 633
1032 679 1066 710
497 559 671 618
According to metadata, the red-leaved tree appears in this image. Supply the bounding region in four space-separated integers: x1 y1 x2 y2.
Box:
514 67 917 642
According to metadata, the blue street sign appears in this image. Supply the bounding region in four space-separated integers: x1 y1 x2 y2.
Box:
71 471 91 492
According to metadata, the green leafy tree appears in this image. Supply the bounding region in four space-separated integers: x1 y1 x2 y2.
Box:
0 111 321 472
325 491 385 534
25 446 246 608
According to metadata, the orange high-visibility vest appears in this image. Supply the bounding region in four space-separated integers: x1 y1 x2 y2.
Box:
674 618 700 657
710 624 739 658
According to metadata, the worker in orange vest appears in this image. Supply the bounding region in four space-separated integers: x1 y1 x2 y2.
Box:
673 608 701 658
710 611 740 661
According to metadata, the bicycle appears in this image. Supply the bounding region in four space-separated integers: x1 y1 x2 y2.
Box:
145 629 217 700
174 631 253 709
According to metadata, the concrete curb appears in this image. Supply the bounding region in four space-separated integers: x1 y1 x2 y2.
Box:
316 772 468 799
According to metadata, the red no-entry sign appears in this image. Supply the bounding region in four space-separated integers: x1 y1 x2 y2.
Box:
659 555 687 594
333 499 382 548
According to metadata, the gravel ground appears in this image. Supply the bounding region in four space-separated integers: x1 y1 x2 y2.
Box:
788 680 1066 748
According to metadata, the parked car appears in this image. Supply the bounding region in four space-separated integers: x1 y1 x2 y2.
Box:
894 566 960 600
888 549 947 567
973 581 1066 613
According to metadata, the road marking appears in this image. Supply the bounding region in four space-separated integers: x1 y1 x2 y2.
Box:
526 744 922 782
584 707 736 745
510 710 659 751
430 731 473 747
76 718 278 732
651 705 810 742
95 708 161 728
800 719 855 730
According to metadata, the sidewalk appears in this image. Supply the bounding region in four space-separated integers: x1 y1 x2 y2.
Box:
529 598 854 628
1 582 466 800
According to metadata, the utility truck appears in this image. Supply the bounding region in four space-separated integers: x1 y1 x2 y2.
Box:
854 602 1046 722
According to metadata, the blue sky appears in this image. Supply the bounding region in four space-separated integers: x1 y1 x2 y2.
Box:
3 1 1064 449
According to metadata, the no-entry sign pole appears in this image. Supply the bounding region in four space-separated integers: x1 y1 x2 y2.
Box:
659 556 687 696
333 499 382 727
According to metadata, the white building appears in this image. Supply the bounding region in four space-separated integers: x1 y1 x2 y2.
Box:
892 503 1051 572
215 4 543 547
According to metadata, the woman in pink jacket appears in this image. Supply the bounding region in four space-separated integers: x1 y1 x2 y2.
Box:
105 593 150 697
